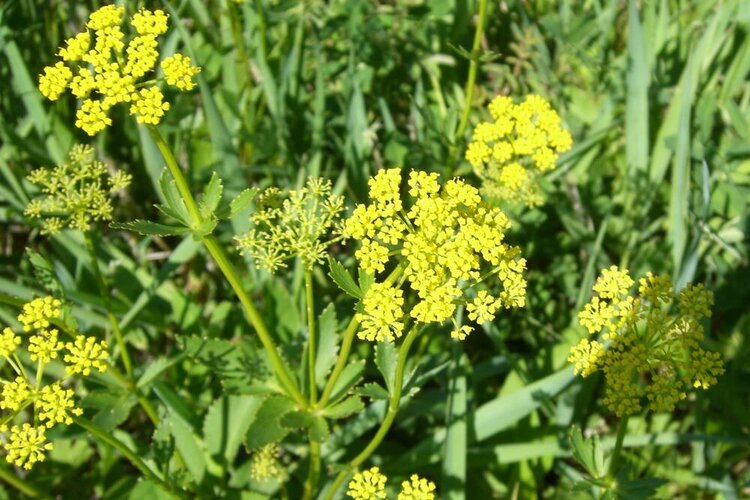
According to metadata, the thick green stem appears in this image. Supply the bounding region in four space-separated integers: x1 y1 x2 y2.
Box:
147 126 306 407
448 0 489 174
84 231 133 378
324 326 422 500
0 463 42 498
75 416 177 497
608 417 629 478
305 270 317 403
303 441 321 500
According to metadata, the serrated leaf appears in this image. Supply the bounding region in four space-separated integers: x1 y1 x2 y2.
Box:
355 382 389 400
154 202 189 225
375 342 397 393
192 212 218 236
203 172 223 212
26 249 62 296
159 169 190 222
112 220 190 236
227 187 259 219
357 268 375 294
280 410 313 429
322 395 364 419
166 413 207 484
137 357 179 388
315 305 339 387
203 395 263 463
80 390 137 431
327 258 362 299
245 396 296 450
309 416 330 443
618 478 667 499
569 426 605 479
329 359 366 403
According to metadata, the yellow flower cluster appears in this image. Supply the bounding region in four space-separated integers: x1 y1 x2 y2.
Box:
347 467 436 500
465 95 572 207
249 443 283 482
38 6 200 135
0 297 109 469
569 267 725 417
236 177 344 272
24 144 131 234
343 168 527 342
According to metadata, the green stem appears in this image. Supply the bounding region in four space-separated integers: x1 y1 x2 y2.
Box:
324 326 422 500
74 416 177 497
608 417 629 478
147 126 306 407
83 231 133 378
305 270 317 404
303 441 321 500
318 262 407 408
0 463 43 498
448 0 489 175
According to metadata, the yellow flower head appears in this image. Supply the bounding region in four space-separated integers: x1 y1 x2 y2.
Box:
64 335 109 376
344 168 527 342
466 94 572 207
0 328 21 357
25 144 131 234
347 466 387 499
39 6 201 135
249 443 282 482
17 297 61 332
36 383 83 427
569 267 724 417
236 177 344 272
398 474 437 500
4 424 54 470
1 377 31 412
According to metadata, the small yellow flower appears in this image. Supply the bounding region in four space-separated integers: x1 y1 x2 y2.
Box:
129 86 170 125
28 330 64 364
0 328 21 357
64 335 109 376
347 466 387 499
356 283 405 342
398 474 437 500
58 32 91 62
161 54 201 90
131 9 169 36
450 325 473 341
86 5 124 31
0 377 31 412
249 443 282 482
17 297 61 332
38 62 72 101
4 424 54 470
36 383 83 427
76 99 113 136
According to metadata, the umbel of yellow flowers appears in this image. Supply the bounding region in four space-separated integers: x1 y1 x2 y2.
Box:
343 168 527 342
466 95 572 207
38 5 200 135
569 266 724 417
347 467 436 500
25 145 131 234
0 297 109 469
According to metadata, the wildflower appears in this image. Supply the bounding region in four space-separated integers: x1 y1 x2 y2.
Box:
249 443 282 482
36 383 83 427
39 6 200 135
569 267 725 417
4 424 53 470
398 474 437 500
64 336 109 376
28 330 64 363
466 94 572 207
25 144 131 234
1 377 31 412
17 297 61 332
0 328 20 357
343 168 527 342
347 466 387 499
236 177 344 272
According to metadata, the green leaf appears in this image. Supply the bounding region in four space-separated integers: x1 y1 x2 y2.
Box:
128 479 174 500
357 268 375 294
309 416 330 443
327 258 362 299
80 390 137 431
354 382 389 401
618 478 668 499
159 169 190 223
322 395 364 419
442 349 468 500
166 413 207 484
245 396 296 450
375 342 397 393
222 187 259 219
315 305 339 387
280 410 313 429
569 426 605 479
112 220 190 236
203 395 264 463
137 357 180 389
26 248 63 297
203 172 223 212
329 360 366 403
